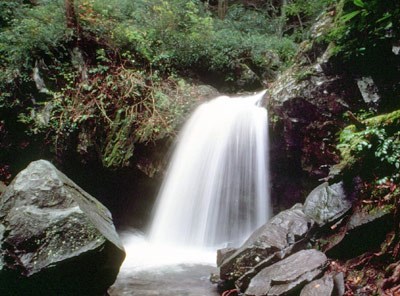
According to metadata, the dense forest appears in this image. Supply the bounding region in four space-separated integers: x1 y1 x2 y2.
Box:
1 0 398 177
0 0 334 176
1 0 400 294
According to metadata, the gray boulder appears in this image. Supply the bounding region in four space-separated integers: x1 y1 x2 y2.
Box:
303 182 351 226
245 249 327 296
0 160 125 295
0 181 6 195
219 204 314 283
217 247 237 266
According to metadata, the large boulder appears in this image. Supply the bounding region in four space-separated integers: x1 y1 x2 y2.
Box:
219 204 314 287
244 249 327 296
0 160 125 295
303 182 351 226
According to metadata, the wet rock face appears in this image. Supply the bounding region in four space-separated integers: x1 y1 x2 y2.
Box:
0 160 125 296
244 249 327 296
267 62 359 209
219 204 314 283
265 12 364 210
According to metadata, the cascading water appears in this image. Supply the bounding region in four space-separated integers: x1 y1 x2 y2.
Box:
110 91 270 295
148 90 270 248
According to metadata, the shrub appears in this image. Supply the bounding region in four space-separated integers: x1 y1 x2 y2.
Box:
0 1 69 71
329 0 400 63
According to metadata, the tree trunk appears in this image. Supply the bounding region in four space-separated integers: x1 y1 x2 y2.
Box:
65 0 86 80
65 0 78 30
218 0 228 19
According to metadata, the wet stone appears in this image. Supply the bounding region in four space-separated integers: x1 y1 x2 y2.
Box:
300 274 334 296
245 249 327 296
0 160 125 296
219 204 314 282
303 182 351 226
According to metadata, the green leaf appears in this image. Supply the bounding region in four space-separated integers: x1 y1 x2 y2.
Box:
353 0 365 8
341 10 361 22
376 13 391 23
385 22 393 30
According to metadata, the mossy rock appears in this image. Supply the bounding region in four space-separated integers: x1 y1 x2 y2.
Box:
364 109 400 127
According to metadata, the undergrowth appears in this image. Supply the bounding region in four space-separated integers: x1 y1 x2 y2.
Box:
18 50 203 168
336 109 400 185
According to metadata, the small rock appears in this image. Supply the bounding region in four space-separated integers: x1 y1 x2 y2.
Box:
236 63 261 89
356 77 380 104
333 272 345 295
0 181 6 196
392 45 400 55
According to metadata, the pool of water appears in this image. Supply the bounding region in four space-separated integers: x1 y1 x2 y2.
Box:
108 231 219 296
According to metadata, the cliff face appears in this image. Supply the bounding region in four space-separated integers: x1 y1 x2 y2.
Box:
265 6 399 210
266 11 355 209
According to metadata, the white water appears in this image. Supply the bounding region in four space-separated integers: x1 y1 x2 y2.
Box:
109 232 218 295
120 232 216 271
148 91 270 248
111 91 270 295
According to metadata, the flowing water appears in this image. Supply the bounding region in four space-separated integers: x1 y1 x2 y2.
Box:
110 91 270 295
149 91 270 248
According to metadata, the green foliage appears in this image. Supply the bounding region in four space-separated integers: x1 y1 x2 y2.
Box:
0 0 70 110
0 0 328 170
208 5 297 76
219 4 274 35
104 0 297 80
329 0 400 61
284 0 335 41
102 0 214 69
337 110 400 184
0 0 24 27
0 1 68 70
0 0 301 92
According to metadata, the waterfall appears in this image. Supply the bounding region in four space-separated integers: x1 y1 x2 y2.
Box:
148 91 270 248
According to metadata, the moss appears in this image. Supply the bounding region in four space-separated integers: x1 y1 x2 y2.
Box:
294 67 317 83
364 109 400 127
334 109 400 179
334 124 360 171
